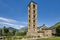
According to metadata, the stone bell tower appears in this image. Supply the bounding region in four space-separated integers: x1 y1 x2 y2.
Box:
27 1 37 37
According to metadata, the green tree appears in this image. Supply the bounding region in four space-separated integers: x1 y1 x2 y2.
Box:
3 26 9 36
0 29 2 36
12 29 16 36
50 22 60 36
56 25 60 36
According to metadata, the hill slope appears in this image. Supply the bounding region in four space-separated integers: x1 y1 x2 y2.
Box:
19 26 28 32
50 22 60 29
8 27 19 32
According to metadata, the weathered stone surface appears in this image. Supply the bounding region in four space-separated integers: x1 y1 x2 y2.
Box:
27 1 52 38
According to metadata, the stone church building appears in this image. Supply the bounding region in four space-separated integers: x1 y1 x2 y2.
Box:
27 1 52 38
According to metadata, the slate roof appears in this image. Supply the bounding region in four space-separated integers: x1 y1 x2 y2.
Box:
37 24 52 30
37 30 44 33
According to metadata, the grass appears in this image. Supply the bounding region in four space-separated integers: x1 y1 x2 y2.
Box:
4 36 23 40
2 36 60 40
37 37 60 40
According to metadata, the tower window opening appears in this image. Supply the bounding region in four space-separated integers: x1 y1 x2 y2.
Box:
29 15 30 18
29 10 30 13
33 25 35 27
33 15 35 18
29 20 30 22
33 20 35 22
33 4 35 9
33 10 35 13
33 25 35 29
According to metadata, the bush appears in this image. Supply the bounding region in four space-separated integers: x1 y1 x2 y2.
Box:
16 32 26 36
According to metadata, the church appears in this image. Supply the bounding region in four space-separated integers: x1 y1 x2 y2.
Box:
27 1 52 38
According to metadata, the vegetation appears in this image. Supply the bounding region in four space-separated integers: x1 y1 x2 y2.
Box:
0 22 60 40
37 37 60 40
4 26 10 36
12 29 16 36
0 26 27 37
4 37 60 40
50 22 60 29
0 26 16 36
56 25 60 36
50 22 60 36
0 28 2 36
16 32 27 36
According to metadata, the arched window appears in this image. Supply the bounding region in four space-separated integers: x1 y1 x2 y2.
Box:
33 4 35 9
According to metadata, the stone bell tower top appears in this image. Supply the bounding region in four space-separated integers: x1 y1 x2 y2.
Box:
28 1 37 6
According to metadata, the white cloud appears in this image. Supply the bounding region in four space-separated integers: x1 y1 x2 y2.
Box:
0 17 18 23
0 17 27 29
0 22 25 29
19 25 25 28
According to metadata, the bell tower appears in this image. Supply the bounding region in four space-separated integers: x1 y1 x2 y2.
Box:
27 1 37 36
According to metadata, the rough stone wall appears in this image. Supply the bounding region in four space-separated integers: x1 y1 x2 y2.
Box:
43 30 52 37
27 2 37 37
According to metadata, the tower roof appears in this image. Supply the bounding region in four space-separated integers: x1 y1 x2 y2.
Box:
28 1 37 6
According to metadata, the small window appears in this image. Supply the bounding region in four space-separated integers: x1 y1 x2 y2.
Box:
37 31 40 33
33 15 35 18
29 20 30 22
38 36 40 37
33 10 35 13
47 35 48 36
29 10 30 13
33 4 35 9
33 20 35 25
33 25 35 27
33 20 35 22
29 15 30 18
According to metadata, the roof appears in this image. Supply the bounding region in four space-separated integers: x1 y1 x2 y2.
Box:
37 25 47 29
42 28 52 30
28 1 37 6
37 24 52 30
37 30 44 33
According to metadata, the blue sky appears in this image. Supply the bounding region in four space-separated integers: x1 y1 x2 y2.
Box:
0 0 60 29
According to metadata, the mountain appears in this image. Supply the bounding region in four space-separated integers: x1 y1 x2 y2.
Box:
50 22 60 29
19 26 28 32
8 27 19 32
